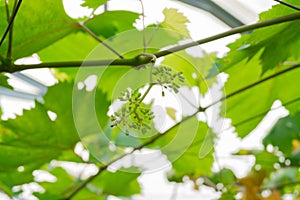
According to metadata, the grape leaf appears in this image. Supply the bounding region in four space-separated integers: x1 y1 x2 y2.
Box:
0 81 111 190
160 8 190 39
91 168 141 197
222 0 300 73
212 169 238 200
263 167 300 196
86 11 139 38
81 0 108 9
0 103 66 187
235 149 279 172
0 5 139 63
255 151 279 172
34 167 103 200
219 191 236 200
0 73 12 89
38 32 100 63
44 81 110 135
263 113 300 157
151 117 214 180
0 0 76 59
223 50 300 137
41 10 138 63
38 11 140 63
211 168 237 186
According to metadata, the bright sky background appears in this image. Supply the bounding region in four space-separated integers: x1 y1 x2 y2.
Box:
0 0 286 200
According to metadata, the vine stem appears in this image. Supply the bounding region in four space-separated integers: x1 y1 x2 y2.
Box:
0 0 22 47
1 54 155 73
122 83 155 122
274 0 300 11
5 0 10 22
79 23 124 59
138 0 147 53
2 12 300 72
139 83 154 103
7 0 19 59
154 12 300 58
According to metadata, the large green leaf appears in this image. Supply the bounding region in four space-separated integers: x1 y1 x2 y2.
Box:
0 81 111 189
91 168 141 197
0 104 62 188
38 32 100 63
44 81 109 137
210 168 238 199
263 167 300 192
223 49 300 137
0 4 139 64
37 31 117 82
81 0 108 9
210 168 237 186
39 167 140 199
37 10 139 63
0 0 76 60
34 167 103 200
222 0 300 73
0 84 82 188
151 117 214 180
0 73 12 88
86 11 139 38
263 113 300 157
160 8 190 39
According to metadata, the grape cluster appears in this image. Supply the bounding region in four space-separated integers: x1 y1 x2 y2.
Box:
110 88 154 135
110 66 185 135
152 66 185 95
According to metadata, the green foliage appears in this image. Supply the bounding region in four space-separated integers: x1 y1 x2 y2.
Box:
161 8 190 38
86 11 139 38
34 167 140 199
0 0 76 59
0 83 79 188
0 73 11 88
223 47 300 138
221 0 300 137
222 0 300 73
34 167 78 199
81 0 108 9
210 168 238 199
263 113 300 157
0 0 300 199
152 118 215 180
91 168 141 197
263 167 300 195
